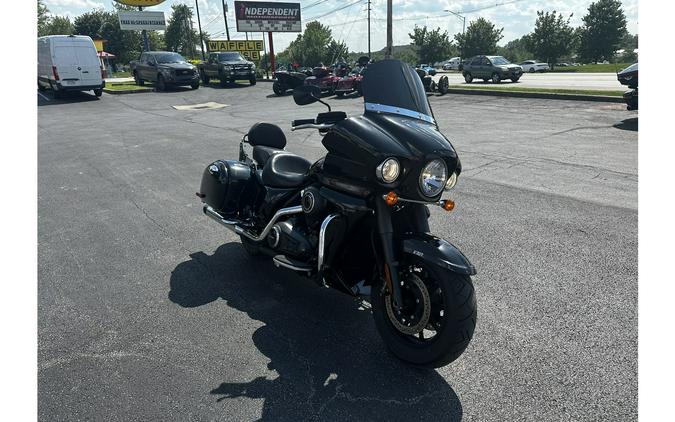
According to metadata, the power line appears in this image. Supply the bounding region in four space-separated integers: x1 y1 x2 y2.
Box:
305 0 366 21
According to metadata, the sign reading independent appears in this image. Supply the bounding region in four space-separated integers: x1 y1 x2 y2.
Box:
118 10 166 31
234 1 301 32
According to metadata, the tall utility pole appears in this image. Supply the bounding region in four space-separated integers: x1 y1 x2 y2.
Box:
385 0 392 59
195 0 206 60
445 9 466 60
367 0 371 57
222 0 230 40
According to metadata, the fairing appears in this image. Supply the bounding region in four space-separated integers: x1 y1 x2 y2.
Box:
362 59 434 124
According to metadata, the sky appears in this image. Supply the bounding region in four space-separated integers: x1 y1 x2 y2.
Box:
43 0 639 53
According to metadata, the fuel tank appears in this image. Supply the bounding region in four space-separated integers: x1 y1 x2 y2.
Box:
319 113 461 200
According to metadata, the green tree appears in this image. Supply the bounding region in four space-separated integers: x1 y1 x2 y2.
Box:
282 22 339 67
73 10 107 38
577 0 627 62
408 25 453 64
496 36 533 63
454 18 503 58
165 4 199 57
526 11 575 68
38 0 50 36
46 16 74 35
327 39 349 64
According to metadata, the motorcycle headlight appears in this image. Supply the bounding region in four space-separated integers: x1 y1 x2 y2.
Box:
445 171 458 190
419 159 447 197
376 158 400 183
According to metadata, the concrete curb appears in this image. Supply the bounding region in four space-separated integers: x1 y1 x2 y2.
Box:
103 88 155 95
445 87 624 103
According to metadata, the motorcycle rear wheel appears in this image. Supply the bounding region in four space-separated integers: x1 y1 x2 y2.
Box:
371 256 477 368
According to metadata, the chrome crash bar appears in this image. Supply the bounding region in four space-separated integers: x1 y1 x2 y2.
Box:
203 204 302 242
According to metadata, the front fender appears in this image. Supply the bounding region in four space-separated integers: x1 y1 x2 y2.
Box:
400 233 476 276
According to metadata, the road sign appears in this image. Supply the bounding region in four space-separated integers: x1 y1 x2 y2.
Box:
234 1 301 32
114 0 166 6
118 11 166 31
207 40 264 60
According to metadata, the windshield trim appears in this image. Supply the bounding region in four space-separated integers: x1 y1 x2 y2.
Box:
365 102 435 124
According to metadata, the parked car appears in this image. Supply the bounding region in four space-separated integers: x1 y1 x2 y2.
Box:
442 57 461 70
519 60 550 73
462 55 523 83
617 62 638 110
38 35 105 98
130 51 199 91
418 64 437 76
198 51 256 87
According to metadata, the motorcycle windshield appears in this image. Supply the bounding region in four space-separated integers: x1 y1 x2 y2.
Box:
361 59 435 124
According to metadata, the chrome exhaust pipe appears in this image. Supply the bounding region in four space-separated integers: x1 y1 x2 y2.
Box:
203 204 303 242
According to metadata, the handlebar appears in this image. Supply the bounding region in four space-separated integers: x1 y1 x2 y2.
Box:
291 119 315 127
291 123 334 131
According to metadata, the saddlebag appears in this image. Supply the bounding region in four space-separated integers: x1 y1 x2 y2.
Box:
199 160 254 216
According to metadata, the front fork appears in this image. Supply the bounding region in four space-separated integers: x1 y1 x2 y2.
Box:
374 198 402 309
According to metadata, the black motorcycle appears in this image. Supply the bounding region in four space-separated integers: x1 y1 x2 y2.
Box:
272 69 311 96
198 60 477 368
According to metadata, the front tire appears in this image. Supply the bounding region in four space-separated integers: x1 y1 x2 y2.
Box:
93 88 103 97
250 77 257 86
371 257 477 368
464 72 473 83
529 67 535 73
134 71 144 86
272 81 285 95
157 75 166 91
191 81 200 89
492 73 501 83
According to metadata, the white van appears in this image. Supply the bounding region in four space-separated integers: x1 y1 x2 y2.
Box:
442 57 461 70
38 35 105 97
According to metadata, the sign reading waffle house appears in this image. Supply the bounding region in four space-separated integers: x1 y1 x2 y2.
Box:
234 1 301 32
207 40 264 61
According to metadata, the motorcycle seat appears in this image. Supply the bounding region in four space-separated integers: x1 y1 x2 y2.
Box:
261 152 311 188
252 145 283 166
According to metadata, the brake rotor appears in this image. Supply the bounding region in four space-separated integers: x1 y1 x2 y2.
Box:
385 272 431 335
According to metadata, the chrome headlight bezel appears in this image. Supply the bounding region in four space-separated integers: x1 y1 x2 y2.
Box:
419 159 448 197
376 157 401 184
444 171 458 190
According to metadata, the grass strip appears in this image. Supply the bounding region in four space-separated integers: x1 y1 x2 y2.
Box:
105 83 153 91
447 84 624 97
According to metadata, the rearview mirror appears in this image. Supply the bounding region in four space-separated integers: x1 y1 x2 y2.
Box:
293 85 322 106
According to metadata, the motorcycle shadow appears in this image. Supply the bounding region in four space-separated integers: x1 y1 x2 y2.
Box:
169 243 463 421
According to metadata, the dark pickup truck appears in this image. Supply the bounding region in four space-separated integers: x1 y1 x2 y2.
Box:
130 51 199 91
198 51 256 87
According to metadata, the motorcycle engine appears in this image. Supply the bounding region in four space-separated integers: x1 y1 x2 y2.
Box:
267 217 313 260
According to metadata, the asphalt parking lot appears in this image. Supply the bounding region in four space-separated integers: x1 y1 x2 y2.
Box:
38 83 637 421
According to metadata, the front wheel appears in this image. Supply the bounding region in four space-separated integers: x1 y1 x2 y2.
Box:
464 72 473 83
249 77 257 86
371 257 477 368
191 81 200 89
93 88 103 97
134 71 144 86
511 77 520 83
272 81 285 95
157 75 166 91
492 73 501 83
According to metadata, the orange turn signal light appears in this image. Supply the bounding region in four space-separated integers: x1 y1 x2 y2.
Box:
384 191 399 206
441 199 455 211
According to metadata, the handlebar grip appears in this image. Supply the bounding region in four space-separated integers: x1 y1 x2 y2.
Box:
292 119 315 126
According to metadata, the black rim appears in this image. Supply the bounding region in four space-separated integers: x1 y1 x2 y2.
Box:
384 263 446 344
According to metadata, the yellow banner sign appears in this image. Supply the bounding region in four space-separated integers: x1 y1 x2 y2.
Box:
114 0 166 6
207 40 263 53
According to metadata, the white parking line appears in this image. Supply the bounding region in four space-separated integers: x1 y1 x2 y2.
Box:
37 91 51 101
